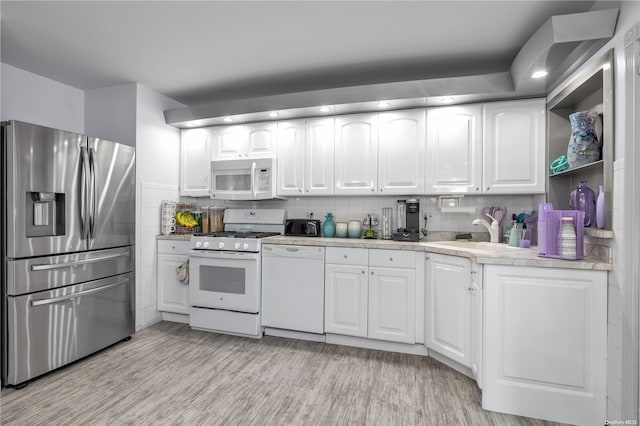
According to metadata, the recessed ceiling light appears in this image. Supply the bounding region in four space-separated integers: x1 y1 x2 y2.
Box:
378 101 389 108
531 70 548 79
268 111 278 118
320 106 331 113
223 117 233 122
184 122 195 127
441 97 455 103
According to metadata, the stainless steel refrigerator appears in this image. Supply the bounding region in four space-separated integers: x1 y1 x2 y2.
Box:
1 120 135 387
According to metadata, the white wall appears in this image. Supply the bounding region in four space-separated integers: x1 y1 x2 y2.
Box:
85 83 137 146
547 1 640 421
135 84 184 330
0 63 84 133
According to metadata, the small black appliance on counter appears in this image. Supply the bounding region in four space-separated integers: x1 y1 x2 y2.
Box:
392 199 420 242
285 219 322 237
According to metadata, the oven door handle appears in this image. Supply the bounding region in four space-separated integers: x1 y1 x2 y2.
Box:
189 250 259 260
251 161 257 199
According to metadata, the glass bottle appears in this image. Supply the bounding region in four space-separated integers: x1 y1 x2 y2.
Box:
558 217 577 258
569 180 596 227
323 213 335 238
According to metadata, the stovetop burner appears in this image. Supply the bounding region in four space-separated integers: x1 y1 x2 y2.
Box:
193 231 281 239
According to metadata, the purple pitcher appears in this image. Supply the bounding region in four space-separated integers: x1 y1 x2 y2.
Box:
569 180 596 227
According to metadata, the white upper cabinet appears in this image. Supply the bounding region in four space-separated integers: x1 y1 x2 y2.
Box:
305 117 335 195
276 120 306 196
212 122 276 160
483 99 546 194
426 105 482 194
334 113 378 195
245 122 277 158
212 124 248 160
378 110 426 195
180 128 211 197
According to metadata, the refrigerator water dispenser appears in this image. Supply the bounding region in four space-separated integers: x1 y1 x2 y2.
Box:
26 191 65 237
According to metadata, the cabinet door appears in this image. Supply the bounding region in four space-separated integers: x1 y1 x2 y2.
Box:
334 113 378 194
470 267 483 388
426 105 482 194
157 253 190 314
305 117 335 195
276 120 306 196
378 110 426 195
212 125 247 159
246 122 277 158
324 264 368 337
483 266 606 425
180 128 211 197
368 267 416 343
483 99 546 194
425 253 472 367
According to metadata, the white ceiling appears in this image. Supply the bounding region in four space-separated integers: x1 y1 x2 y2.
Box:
1 1 598 107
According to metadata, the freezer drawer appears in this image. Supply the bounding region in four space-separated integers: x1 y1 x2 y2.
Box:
6 272 134 385
6 246 133 295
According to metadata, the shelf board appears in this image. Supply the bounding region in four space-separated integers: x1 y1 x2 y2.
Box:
549 160 604 178
584 228 614 239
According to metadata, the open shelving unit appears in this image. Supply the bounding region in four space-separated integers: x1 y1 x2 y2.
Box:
546 50 614 238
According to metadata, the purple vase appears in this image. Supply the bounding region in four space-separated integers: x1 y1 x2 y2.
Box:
569 180 596 227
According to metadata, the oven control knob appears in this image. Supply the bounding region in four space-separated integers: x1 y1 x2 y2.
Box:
195 241 202 248
218 242 225 249
203 242 210 248
235 243 241 249
243 243 249 250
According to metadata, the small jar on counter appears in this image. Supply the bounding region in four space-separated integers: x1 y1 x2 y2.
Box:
191 209 202 233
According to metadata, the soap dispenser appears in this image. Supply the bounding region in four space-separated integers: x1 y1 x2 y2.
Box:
508 214 520 247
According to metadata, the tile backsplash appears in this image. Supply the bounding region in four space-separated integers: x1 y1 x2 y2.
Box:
182 194 545 235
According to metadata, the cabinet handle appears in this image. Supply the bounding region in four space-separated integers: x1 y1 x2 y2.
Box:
344 255 347 259
476 187 480 191
306 189 309 193
299 189 302 193
371 271 374 275
171 246 176 249
468 287 473 292
389 257 393 261
425 254 430 260
362 270 365 274
380 188 383 192
486 187 490 191
371 188 375 192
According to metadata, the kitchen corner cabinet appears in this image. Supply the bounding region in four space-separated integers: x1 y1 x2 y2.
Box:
324 247 416 344
425 253 473 368
377 110 426 195
212 122 276 160
482 265 606 425
426 105 483 194
180 128 211 197
334 114 378 194
157 240 191 315
483 99 546 194
547 50 613 232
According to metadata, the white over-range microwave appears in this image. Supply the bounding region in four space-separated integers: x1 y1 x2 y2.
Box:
210 157 280 200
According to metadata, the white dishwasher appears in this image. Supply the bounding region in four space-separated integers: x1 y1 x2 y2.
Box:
261 244 325 334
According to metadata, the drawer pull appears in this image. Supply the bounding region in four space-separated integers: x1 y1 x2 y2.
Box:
344 255 347 259
389 257 393 261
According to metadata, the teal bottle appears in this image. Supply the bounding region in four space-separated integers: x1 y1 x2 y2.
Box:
323 213 336 237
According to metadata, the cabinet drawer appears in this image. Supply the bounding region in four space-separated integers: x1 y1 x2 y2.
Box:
157 240 192 255
326 247 368 266
369 249 415 269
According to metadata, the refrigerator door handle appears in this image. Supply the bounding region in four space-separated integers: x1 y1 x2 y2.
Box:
89 147 97 238
80 146 90 239
30 251 130 271
30 279 128 307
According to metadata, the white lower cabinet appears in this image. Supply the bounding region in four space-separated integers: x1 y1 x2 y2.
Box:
324 248 416 344
157 240 191 316
425 253 473 368
482 265 606 426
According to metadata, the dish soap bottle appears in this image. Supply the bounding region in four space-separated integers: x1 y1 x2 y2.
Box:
323 213 336 238
508 215 520 247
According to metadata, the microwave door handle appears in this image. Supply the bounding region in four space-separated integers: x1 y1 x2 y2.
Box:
80 147 90 239
251 161 257 199
89 147 97 238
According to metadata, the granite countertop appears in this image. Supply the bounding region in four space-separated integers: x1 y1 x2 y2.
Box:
262 236 611 271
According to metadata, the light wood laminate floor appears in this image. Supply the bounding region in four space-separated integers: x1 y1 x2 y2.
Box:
1 321 561 425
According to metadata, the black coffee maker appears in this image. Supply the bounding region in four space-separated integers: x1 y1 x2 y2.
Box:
392 199 420 242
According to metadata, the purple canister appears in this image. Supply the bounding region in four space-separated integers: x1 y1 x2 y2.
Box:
537 203 554 256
